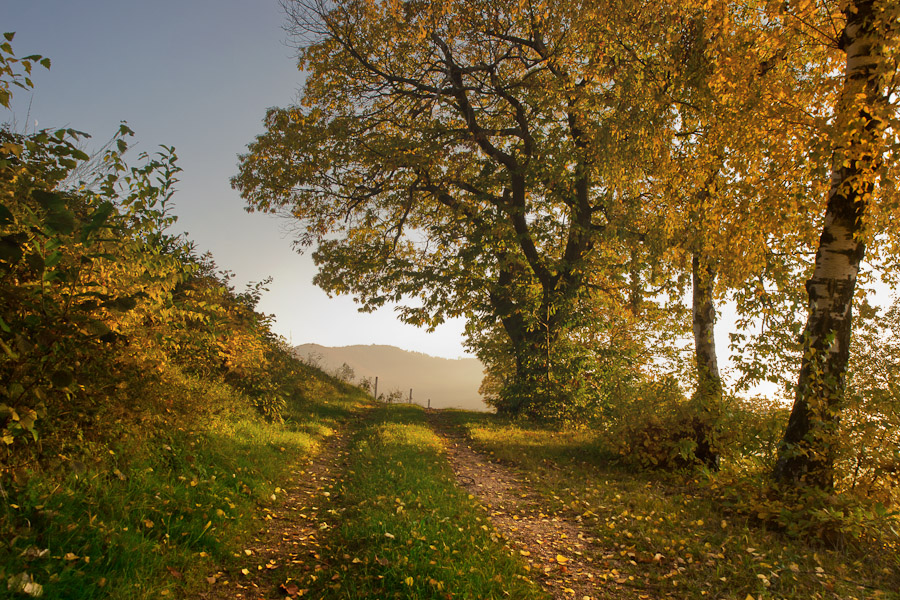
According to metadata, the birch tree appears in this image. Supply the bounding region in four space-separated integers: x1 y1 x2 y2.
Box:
622 2 831 466
774 0 900 489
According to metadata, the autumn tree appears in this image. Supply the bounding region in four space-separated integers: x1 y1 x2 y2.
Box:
583 0 834 465
773 0 900 489
237 0 664 418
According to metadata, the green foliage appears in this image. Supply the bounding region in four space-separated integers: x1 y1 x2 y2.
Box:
0 124 190 450
0 121 308 454
162 256 297 421
604 377 724 470
474 321 613 423
713 472 900 557
0 35 371 597
0 32 49 110
474 286 685 426
720 395 790 472
841 298 900 501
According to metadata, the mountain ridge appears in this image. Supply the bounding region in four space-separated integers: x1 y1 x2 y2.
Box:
294 343 489 411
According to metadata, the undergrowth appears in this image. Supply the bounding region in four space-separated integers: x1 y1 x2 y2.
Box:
440 410 900 600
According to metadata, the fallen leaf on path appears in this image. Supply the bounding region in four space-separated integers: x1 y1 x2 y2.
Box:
279 582 300 596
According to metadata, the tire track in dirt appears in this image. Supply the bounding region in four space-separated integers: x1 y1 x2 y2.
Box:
199 408 368 600
426 410 639 600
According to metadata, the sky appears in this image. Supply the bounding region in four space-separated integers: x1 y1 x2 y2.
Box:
2 0 470 359
6 2 893 395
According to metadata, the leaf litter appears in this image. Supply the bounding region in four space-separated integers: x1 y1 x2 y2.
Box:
426 410 638 600
199 407 368 600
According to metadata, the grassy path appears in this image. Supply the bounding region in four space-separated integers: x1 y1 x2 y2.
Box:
200 405 369 599
191 403 898 600
426 410 635 600
213 403 548 600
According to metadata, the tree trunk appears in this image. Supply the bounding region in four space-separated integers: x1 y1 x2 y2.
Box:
773 0 891 488
488 264 529 416
692 251 722 469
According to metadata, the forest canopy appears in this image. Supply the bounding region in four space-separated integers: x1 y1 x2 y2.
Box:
235 0 900 490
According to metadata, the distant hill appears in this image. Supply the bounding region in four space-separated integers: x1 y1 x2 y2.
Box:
294 344 490 412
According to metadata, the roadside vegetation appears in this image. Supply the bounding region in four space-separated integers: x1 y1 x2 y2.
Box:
0 37 368 599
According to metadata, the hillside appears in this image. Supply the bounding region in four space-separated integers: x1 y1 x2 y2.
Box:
294 343 489 411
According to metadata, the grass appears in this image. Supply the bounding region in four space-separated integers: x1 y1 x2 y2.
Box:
439 409 900 600
5 363 896 600
284 403 547 600
1 365 367 599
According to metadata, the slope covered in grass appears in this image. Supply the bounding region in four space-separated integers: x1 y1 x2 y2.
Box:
2 362 369 599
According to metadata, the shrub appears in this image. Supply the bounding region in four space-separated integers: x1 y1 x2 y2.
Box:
606 376 729 470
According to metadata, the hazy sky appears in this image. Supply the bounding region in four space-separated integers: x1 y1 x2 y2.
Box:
3 0 470 358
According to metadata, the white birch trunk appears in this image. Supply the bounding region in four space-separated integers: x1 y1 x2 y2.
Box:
774 0 894 488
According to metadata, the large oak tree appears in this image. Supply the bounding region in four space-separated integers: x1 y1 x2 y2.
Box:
236 0 665 417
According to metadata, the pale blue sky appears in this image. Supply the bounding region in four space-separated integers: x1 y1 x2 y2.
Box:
2 0 469 358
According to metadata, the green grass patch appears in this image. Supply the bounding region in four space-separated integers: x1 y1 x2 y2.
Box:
439 410 900 600
1 367 367 599
288 404 547 600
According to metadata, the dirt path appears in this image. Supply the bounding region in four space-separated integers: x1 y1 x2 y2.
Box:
199 415 361 600
426 410 637 600
198 406 644 600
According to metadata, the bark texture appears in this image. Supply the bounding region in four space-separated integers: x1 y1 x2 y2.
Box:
773 0 892 488
692 251 722 469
